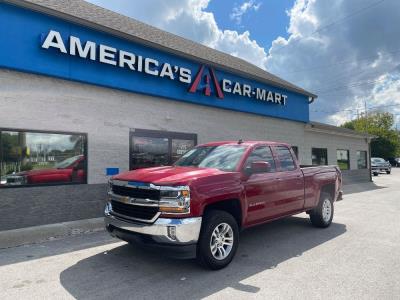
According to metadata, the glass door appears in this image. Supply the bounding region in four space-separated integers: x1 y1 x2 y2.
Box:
130 129 197 170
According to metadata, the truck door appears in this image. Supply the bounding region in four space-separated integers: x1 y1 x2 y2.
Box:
272 146 304 214
243 145 279 225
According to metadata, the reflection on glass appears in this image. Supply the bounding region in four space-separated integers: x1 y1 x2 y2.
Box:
244 146 276 171
337 149 350 170
275 146 296 171
0 130 86 186
175 145 246 171
171 139 195 163
312 148 328 166
357 151 367 169
131 137 169 169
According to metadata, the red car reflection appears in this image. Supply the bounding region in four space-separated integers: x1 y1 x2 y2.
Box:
4 155 85 185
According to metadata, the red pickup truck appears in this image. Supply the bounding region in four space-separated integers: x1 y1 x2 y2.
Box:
105 140 342 269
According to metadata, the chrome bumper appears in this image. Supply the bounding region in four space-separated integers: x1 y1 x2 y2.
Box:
104 214 202 245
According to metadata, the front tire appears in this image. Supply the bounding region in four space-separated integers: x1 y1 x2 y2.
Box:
196 210 239 270
386 170 391 174
309 192 334 228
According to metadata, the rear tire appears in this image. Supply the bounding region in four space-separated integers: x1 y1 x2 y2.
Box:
373 172 379 176
196 210 239 270
309 192 334 228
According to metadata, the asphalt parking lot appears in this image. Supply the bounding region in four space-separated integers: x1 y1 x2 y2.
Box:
1 169 399 300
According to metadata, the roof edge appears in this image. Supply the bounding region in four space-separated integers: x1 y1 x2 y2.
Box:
306 122 376 139
4 0 318 99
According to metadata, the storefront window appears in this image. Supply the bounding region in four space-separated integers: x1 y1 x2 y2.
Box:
171 139 196 163
312 148 328 165
357 151 367 169
130 129 197 170
131 137 169 169
0 129 87 187
337 149 350 170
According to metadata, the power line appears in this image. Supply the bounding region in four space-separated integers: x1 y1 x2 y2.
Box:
315 77 389 94
270 0 386 54
282 48 400 74
310 0 386 35
311 103 400 114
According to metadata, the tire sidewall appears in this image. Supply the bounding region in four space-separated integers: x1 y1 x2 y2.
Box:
197 210 239 270
318 193 334 226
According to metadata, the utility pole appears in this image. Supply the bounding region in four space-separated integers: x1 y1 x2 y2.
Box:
364 100 372 182
364 100 368 134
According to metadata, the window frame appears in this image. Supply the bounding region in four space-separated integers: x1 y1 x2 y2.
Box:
356 150 368 169
273 145 298 172
311 147 328 166
129 128 197 170
337 149 350 170
0 127 88 189
243 145 277 173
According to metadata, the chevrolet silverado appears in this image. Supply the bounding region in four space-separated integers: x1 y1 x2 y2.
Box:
105 140 342 269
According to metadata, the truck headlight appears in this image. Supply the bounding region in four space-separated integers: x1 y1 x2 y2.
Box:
159 186 190 214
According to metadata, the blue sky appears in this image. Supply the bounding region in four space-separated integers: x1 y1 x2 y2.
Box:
207 0 293 49
85 0 400 126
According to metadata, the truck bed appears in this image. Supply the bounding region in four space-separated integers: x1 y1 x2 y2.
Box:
300 165 342 209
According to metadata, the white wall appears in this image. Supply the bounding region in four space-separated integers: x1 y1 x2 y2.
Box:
0 69 369 184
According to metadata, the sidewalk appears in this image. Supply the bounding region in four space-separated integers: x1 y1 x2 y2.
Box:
0 217 104 249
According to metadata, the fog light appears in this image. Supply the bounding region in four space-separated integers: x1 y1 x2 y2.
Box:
167 226 177 241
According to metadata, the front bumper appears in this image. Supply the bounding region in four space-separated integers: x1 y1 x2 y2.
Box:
104 214 202 245
372 166 390 172
105 214 202 259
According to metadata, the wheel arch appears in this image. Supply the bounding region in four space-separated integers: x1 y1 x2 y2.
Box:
320 183 335 201
202 199 243 229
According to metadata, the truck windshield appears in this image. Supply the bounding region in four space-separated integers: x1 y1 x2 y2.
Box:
174 145 246 171
372 158 385 163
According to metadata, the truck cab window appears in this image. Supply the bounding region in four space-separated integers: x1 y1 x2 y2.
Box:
244 146 276 172
275 146 296 171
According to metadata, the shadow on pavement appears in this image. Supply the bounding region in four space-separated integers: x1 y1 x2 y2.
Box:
0 232 118 267
343 181 386 195
60 216 346 299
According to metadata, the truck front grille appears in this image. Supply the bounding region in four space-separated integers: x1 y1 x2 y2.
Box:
111 200 159 222
112 185 160 200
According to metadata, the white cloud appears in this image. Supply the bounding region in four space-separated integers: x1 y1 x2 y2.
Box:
266 0 400 126
86 0 400 126
230 0 262 24
86 0 268 70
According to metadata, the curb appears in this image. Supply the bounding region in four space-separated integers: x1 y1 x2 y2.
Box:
0 217 105 249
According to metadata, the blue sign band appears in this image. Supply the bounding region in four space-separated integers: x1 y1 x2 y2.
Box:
0 3 310 122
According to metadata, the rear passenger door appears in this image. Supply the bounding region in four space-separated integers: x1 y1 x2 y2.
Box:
272 146 305 215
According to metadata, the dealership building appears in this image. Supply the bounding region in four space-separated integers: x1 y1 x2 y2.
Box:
0 0 374 231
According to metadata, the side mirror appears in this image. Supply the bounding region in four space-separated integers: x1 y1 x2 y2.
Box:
250 161 271 174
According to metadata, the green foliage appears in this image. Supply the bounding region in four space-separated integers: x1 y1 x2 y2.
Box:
341 112 400 158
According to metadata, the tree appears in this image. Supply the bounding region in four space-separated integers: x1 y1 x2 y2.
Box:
341 112 400 158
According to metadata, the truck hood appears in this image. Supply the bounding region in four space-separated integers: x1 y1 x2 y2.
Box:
113 166 229 185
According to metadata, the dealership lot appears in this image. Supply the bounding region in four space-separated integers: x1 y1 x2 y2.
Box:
1 170 399 299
